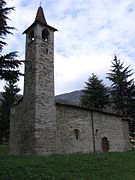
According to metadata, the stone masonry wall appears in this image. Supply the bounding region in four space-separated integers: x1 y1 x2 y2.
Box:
10 102 23 155
56 103 131 153
34 24 57 154
122 120 131 151
56 103 94 153
10 98 36 155
93 112 128 152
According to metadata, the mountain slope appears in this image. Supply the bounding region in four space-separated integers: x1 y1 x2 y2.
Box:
55 90 83 105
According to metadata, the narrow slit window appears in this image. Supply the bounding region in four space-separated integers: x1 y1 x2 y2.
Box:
45 48 48 54
95 129 99 136
74 129 79 140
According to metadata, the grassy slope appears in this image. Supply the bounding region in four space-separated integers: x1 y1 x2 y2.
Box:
0 146 135 180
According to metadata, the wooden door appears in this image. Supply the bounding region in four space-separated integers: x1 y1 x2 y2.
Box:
102 137 109 152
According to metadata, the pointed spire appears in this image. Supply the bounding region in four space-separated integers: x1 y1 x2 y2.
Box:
23 6 57 34
35 6 47 25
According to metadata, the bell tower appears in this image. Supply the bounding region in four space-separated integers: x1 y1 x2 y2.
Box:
19 6 58 154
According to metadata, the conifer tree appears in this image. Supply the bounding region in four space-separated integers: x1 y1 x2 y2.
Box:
106 55 134 115
80 73 109 110
0 80 20 143
0 0 22 81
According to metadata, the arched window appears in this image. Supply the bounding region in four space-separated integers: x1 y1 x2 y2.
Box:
28 30 34 42
74 129 79 140
42 29 49 41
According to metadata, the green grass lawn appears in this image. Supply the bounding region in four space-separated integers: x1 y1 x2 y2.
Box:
0 146 135 180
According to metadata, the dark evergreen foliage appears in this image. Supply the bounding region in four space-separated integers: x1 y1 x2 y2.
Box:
127 83 135 136
81 73 109 110
0 0 22 81
0 80 20 143
106 55 134 116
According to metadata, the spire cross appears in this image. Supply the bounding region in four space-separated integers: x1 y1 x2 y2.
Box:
40 2 42 6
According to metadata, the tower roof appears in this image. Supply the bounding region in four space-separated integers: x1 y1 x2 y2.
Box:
35 6 47 25
23 6 57 34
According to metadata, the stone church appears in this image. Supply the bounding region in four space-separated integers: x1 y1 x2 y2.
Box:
10 6 131 155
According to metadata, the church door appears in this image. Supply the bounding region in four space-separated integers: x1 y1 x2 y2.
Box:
102 137 109 152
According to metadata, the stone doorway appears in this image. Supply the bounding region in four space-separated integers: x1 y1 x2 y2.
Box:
102 137 109 152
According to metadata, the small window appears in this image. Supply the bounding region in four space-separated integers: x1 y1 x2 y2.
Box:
28 30 34 42
74 129 79 140
45 48 48 54
42 29 49 41
95 129 99 136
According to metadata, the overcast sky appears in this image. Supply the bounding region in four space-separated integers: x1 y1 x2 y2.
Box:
2 0 135 95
